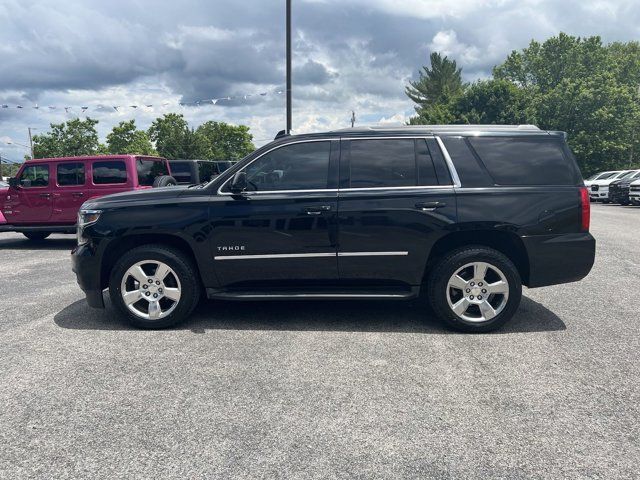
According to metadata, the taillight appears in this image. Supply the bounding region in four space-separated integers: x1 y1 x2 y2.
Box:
580 187 590 232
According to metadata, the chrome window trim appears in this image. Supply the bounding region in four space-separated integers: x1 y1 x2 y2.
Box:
217 135 463 195
217 138 333 196
435 136 462 188
214 251 409 261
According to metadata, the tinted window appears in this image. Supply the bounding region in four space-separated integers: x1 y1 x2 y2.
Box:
93 161 127 184
350 139 415 188
243 142 331 191
441 137 493 187
425 138 453 185
198 161 215 182
415 139 438 186
19 164 49 187
469 137 576 185
169 162 193 184
137 159 169 186
57 162 85 186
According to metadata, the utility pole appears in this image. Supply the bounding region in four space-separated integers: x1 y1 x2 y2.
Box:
0 153 3 179
28 127 34 159
351 111 356 128
286 0 292 134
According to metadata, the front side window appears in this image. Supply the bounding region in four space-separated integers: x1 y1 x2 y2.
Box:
93 161 127 184
57 162 85 186
137 159 169 186
349 139 416 188
241 141 331 191
19 164 49 188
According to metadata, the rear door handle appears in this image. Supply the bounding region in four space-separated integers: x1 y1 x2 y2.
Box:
415 201 446 211
72 192 85 198
303 205 332 215
39 193 52 199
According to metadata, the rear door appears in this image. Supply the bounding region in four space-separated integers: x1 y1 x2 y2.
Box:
337 136 457 286
4 163 53 224
87 158 132 200
53 161 87 224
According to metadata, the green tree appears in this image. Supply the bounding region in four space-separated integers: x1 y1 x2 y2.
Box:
107 120 156 155
148 113 209 159
196 121 255 160
405 52 464 114
33 118 102 158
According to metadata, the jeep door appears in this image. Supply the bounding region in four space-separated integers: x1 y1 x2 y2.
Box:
210 139 339 288
52 161 87 224
337 136 457 286
3 163 53 224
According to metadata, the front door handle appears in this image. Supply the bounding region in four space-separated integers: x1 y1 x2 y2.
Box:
72 192 85 198
303 205 332 215
415 201 446 211
39 193 52 199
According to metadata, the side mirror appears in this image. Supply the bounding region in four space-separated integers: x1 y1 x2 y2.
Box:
230 171 248 193
8 177 19 188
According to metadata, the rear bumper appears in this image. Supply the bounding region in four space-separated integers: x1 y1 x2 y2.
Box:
71 243 105 308
522 232 596 288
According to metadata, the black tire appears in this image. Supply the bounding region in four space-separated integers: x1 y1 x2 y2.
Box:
23 232 51 241
152 175 177 188
427 246 522 333
108 244 201 329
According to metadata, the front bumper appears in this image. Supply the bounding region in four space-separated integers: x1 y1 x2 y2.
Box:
522 232 596 288
71 243 105 308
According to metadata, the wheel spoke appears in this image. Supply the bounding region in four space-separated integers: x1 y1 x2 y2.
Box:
154 263 171 282
451 298 470 316
487 280 508 295
448 274 467 291
148 300 161 320
163 287 181 302
128 265 148 285
474 262 488 281
479 300 497 320
123 289 142 306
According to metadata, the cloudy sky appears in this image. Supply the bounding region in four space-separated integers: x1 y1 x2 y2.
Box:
0 0 639 161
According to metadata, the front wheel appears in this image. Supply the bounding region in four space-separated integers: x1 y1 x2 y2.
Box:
109 245 201 328
23 232 51 241
427 247 522 333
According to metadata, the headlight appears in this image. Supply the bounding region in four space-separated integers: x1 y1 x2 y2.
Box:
78 209 102 226
77 209 102 245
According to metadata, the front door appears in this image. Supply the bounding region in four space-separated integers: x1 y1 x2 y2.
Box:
52 161 87 224
3 163 53 224
210 140 339 289
337 136 457 287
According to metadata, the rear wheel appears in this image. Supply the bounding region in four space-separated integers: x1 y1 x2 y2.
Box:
23 232 51 241
109 245 201 329
427 246 522 333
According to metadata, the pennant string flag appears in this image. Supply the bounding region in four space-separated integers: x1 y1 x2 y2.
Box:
0 89 285 114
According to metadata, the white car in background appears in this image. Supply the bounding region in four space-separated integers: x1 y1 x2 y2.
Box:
588 170 633 202
584 171 619 188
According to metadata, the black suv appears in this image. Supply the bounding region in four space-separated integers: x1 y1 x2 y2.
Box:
71 125 595 332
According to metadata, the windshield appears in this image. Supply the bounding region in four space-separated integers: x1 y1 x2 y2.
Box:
618 171 636 179
596 172 617 180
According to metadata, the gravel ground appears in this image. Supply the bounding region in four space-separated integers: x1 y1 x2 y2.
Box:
0 203 638 479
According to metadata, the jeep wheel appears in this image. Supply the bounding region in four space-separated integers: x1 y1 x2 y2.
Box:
109 245 201 329
427 246 522 333
152 175 177 188
23 232 51 241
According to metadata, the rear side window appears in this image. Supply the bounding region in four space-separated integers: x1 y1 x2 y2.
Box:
349 139 415 187
93 161 127 184
468 137 576 185
137 159 169 186
170 162 193 184
19 164 49 187
57 163 85 186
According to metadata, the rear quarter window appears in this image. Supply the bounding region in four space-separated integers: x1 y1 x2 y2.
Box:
468 137 577 186
137 159 169 186
93 161 127 184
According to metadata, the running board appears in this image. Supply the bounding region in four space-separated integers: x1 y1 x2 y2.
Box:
206 286 419 301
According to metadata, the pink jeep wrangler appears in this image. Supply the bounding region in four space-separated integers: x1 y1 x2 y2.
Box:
0 155 175 240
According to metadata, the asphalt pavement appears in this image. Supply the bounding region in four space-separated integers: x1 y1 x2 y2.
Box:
0 203 638 479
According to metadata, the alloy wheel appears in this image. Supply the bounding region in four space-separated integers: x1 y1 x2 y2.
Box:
120 260 182 320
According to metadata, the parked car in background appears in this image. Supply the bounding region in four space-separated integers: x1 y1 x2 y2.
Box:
0 155 175 240
72 125 595 333
588 170 631 202
609 170 640 205
168 160 233 185
584 171 619 188
630 178 640 205
0 180 8 188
